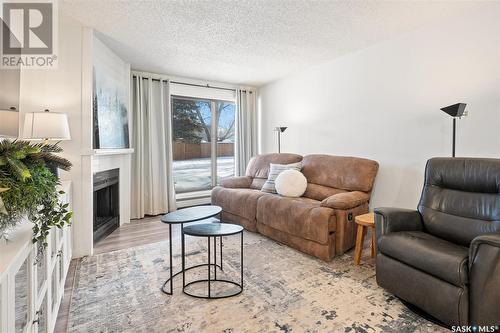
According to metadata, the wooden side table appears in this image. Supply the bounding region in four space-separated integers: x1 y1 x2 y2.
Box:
354 212 376 265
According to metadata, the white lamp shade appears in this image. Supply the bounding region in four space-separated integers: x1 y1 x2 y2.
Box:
0 109 19 138
23 112 71 140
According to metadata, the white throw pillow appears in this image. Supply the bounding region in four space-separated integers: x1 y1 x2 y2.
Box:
275 169 307 197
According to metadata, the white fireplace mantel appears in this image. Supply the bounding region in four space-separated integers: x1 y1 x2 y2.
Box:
93 148 134 156
80 148 134 156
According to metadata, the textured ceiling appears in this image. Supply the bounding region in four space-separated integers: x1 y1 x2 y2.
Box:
60 0 489 86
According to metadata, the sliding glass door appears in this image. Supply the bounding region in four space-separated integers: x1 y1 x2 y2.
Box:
171 96 235 194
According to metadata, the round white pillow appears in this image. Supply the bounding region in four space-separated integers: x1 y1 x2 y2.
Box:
275 169 307 197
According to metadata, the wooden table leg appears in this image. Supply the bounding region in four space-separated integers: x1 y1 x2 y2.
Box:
354 224 365 265
370 227 376 258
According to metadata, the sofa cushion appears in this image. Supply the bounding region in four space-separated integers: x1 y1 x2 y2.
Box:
301 155 379 197
303 184 346 201
249 178 266 190
378 231 469 287
321 191 370 210
220 176 252 188
219 211 257 232
256 195 335 244
245 153 303 190
246 153 303 179
211 186 268 223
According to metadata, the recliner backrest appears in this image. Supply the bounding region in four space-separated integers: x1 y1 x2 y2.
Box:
245 153 303 189
301 154 379 201
418 157 500 247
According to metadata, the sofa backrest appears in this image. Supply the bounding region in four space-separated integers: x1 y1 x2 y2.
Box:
245 153 303 189
301 154 379 201
418 157 500 247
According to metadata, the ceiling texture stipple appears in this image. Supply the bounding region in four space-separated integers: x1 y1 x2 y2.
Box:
60 0 490 86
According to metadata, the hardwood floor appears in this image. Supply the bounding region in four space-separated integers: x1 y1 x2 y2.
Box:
54 216 169 333
54 259 78 333
94 216 169 254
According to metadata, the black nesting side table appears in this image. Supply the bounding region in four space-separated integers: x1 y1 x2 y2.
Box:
160 205 223 295
182 223 244 299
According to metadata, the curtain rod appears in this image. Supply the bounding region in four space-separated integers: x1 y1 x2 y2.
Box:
170 80 237 92
133 74 252 93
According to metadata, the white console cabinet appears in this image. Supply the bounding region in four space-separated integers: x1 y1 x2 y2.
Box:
0 182 72 333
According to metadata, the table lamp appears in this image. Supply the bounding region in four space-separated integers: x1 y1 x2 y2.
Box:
23 109 71 176
23 109 71 142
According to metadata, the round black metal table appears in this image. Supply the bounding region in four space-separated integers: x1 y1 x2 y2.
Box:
160 205 222 295
182 223 244 299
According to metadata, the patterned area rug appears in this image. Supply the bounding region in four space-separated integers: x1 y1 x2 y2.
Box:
67 229 447 333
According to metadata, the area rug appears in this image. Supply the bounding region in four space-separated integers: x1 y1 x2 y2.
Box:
67 229 446 333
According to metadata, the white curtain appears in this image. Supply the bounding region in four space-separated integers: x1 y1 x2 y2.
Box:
235 89 257 176
131 75 176 219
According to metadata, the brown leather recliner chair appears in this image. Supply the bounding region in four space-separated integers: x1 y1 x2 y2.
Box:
375 157 500 327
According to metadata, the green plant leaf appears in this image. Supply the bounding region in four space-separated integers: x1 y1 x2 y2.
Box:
5 156 31 181
0 140 73 246
12 151 27 160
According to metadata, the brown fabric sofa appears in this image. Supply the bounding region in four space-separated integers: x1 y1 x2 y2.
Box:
211 153 379 261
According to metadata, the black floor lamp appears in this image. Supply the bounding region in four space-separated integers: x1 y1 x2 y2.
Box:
440 103 467 157
274 126 287 153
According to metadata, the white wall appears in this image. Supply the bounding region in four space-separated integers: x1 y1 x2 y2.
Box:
19 13 87 255
258 5 500 209
19 12 132 257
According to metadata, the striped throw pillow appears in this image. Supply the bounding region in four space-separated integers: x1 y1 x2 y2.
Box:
261 162 303 194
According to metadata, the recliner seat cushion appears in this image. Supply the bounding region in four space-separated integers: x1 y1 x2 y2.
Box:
211 187 267 223
256 195 335 244
378 231 469 287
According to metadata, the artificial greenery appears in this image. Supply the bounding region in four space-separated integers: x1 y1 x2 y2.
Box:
0 140 71 180
0 140 73 247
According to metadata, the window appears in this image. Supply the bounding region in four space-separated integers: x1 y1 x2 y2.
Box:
171 96 235 194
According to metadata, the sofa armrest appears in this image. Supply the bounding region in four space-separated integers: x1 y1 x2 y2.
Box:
220 176 252 189
469 233 500 325
321 191 370 210
374 207 423 240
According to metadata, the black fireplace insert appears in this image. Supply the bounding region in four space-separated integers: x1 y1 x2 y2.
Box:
93 168 120 243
